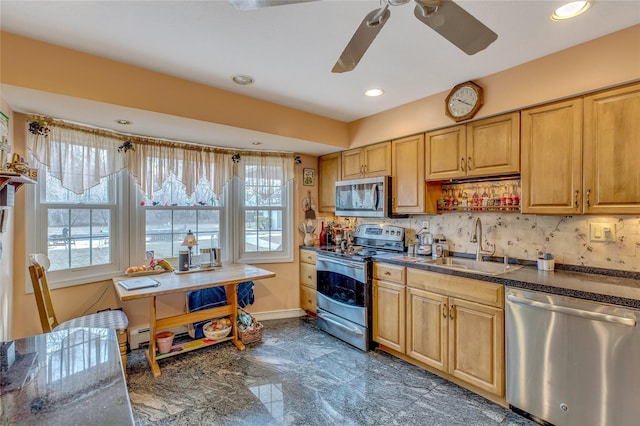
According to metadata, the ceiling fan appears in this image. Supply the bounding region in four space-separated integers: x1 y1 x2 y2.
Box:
228 0 498 73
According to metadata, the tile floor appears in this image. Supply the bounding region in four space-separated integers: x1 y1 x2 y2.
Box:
127 317 536 426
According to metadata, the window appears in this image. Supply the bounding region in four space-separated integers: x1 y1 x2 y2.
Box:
141 175 223 260
29 167 128 288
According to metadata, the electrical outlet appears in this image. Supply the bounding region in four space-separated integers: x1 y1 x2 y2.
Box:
421 221 430 231
589 222 616 242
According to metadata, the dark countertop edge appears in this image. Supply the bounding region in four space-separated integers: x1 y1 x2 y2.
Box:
300 245 640 309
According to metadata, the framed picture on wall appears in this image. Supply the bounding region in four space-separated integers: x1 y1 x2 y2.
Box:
303 168 315 186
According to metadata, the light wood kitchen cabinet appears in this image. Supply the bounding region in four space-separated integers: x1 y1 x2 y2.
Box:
372 263 406 353
299 249 317 314
406 268 504 397
521 98 583 214
318 152 341 212
583 83 640 214
342 141 391 180
426 112 520 181
392 134 426 214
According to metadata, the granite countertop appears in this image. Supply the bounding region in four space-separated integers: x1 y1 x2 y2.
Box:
1 327 134 425
374 253 640 309
302 245 640 309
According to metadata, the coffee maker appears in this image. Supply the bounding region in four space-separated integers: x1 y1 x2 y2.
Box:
417 228 433 256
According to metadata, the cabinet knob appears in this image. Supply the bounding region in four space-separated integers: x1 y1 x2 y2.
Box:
586 189 591 208
442 305 447 318
460 157 465 171
449 305 454 319
467 156 472 170
384 271 391 275
574 190 579 208
307 275 312 280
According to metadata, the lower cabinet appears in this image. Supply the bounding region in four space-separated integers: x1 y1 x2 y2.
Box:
406 268 505 397
372 263 406 353
299 249 317 314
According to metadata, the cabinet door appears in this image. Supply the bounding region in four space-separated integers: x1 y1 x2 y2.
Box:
300 262 316 289
363 141 392 177
372 279 405 353
521 98 583 214
584 83 640 214
449 297 504 396
300 285 317 314
318 152 341 212
466 112 520 177
341 148 364 179
425 125 466 180
406 287 448 372
392 134 425 213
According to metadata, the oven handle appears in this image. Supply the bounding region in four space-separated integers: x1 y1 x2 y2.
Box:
317 313 364 336
316 255 364 271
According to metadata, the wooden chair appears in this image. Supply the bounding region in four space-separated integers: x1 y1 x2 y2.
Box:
28 254 130 378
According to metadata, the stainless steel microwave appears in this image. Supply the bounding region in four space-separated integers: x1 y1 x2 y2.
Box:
335 176 391 218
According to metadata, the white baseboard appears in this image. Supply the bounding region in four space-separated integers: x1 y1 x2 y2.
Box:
129 309 306 349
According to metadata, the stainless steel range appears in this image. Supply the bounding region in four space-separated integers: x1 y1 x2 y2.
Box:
316 224 407 351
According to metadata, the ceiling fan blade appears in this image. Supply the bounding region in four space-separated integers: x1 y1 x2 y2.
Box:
332 7 391 73
229 0 318 11
414 0 497 55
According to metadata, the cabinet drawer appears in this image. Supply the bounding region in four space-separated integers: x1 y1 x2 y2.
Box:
373 263 406 284
300 285 317 313
300 262 316 289
300 249 316 265
407 268 503 308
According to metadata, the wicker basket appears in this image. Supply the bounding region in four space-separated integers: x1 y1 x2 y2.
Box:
237 308 263 344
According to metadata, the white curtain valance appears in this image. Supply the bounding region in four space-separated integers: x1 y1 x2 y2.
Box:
26 116 295 198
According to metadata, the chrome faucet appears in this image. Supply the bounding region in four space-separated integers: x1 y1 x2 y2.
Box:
470 217 493 261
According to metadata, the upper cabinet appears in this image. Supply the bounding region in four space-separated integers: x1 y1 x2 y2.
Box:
426 112 520 181
341 141 391 180
522 82 640 215
583 83 640 214
392 134 434 214
521 98 583 215
318 152 341 213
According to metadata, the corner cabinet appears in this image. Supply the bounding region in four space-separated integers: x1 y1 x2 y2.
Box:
583 83 640 214
318 152 341 213
406 268 504 397
426 112 520 181
341 141 391 180
299 249 317 314
372 263 406 353
391 134 431 214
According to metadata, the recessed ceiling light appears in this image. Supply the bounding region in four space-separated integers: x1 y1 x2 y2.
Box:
115 119 132 125
232 74 255 85
364 88 384 97
552 1 590 20
252 141 263 146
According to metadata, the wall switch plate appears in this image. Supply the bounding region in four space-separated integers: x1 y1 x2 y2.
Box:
589 222 616 242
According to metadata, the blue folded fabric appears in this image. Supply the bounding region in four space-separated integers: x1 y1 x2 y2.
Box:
187 281 254 339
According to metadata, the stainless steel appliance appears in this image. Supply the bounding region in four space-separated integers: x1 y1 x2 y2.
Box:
335 176 391 218
505 287 640 426
316 224 407 351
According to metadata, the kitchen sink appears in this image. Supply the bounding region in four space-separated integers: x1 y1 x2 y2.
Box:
420 257 523 276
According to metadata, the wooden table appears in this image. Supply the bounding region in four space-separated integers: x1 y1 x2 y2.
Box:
112 263 275 377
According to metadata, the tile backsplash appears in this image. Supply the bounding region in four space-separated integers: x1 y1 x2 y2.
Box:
358 214 640 272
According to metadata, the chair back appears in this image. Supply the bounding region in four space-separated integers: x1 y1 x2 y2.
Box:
28 254 59 332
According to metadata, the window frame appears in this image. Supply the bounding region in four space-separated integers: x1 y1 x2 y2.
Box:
26 169 130 290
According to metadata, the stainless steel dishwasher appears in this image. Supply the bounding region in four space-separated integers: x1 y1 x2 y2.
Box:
505 287 640 426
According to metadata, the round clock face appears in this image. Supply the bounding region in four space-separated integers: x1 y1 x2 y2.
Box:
448 85 479 118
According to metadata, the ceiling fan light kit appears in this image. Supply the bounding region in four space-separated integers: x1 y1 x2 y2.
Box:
230 0 497 73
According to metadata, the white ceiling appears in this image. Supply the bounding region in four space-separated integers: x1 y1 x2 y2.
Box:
1 0 639 155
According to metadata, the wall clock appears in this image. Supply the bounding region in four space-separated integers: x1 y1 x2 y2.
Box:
445 81 483 122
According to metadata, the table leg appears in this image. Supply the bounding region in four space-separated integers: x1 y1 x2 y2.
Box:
145 295 162 377
226 283 245 351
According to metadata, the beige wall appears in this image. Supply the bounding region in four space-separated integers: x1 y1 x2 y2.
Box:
349 24 640 146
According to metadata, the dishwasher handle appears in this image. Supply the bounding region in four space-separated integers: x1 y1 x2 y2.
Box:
507 294 636 327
